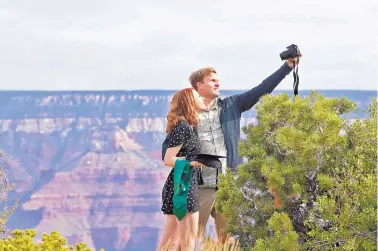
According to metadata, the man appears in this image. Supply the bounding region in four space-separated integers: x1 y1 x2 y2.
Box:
190 56 301 241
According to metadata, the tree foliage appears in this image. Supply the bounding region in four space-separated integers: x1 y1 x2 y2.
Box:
0 229 104 251
216 91 377 250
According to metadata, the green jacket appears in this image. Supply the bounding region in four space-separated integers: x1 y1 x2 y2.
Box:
172 159 192 221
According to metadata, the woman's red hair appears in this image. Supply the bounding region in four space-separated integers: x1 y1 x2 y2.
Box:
166 88 198 133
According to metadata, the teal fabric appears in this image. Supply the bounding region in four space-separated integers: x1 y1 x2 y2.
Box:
172 159 192 221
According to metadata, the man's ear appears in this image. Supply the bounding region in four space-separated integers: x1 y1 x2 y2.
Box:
196 82 203 90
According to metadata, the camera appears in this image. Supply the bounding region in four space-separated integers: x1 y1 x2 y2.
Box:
279 44 300 60
279 44 301 96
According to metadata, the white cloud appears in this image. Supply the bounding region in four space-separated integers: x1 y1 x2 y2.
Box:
0 0 376 90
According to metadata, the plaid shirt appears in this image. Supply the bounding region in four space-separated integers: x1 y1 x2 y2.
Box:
196 100 227 188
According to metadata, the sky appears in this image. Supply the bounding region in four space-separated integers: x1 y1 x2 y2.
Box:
0 0 377 91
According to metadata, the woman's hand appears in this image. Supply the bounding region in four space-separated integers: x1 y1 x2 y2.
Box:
190 161 206 167
174 157 205 167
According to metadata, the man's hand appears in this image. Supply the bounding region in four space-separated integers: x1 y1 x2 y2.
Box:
286 51 302 69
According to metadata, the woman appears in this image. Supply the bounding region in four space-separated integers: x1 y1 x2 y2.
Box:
156 87 207 251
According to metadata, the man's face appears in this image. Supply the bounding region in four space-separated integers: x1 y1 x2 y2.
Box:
196 72 220 99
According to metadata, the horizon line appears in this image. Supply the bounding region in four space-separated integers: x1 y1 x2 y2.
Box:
0 89 376 93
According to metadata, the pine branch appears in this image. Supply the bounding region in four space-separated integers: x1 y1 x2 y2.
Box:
238 187 255 206
308 148 325 181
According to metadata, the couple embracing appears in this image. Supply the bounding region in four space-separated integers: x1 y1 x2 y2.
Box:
157 56 300 250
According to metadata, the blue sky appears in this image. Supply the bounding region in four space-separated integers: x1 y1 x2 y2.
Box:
0 0 376 91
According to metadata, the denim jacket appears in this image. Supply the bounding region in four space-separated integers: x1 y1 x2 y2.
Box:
218 62 293 171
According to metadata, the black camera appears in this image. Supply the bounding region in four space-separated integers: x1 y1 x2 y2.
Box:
279 44 300 60
279 44 301 96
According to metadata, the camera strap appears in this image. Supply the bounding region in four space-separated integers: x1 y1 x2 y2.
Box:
292 58 300 96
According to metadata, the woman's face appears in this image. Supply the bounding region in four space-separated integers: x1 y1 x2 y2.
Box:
192 89 206 111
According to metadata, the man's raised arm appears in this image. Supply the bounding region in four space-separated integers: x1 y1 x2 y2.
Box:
236 61 294 113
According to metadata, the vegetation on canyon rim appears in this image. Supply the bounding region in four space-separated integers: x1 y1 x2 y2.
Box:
216 91 377 250
0 91 376 251
0 229 104 251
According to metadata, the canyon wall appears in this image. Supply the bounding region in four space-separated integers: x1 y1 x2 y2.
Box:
0 90 374 251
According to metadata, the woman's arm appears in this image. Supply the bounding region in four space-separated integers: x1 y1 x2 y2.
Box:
163 144 183 167
163 145 206 168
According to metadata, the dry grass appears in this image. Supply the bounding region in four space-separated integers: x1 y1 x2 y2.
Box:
197 235 240 251
161 227 240 251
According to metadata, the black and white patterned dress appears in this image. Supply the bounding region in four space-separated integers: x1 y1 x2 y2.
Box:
161 120 201 215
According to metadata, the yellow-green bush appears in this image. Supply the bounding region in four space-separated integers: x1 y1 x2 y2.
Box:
0 229 104 251
217 93 377 250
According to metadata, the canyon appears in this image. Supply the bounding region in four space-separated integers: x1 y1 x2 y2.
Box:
0 90 374 251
